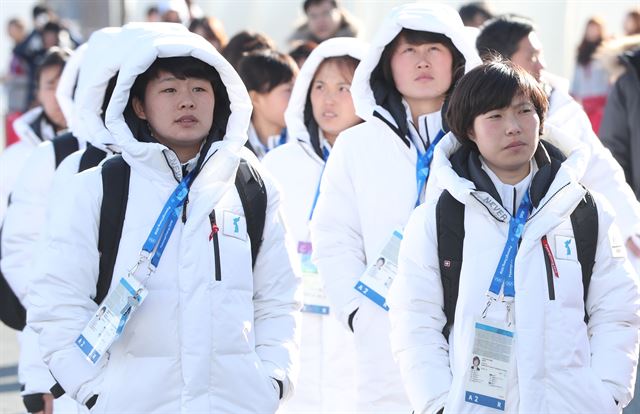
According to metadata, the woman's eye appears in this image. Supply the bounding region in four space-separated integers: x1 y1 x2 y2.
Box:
403 47 415 53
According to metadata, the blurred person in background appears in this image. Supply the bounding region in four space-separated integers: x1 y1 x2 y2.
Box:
146 6 161 22
624 8 640 36
289 40 318 68
599 37 640 202
570 17 611 133
0 47 70 223
458 1 493 28
3 18 29 147
289 0 360 45
222 30 276 70
14 4 80 109
189 16 228 50
238 50 298 159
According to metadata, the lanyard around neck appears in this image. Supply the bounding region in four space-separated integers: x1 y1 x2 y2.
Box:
415 129 445 207
487 190 532 302
140 170 195 270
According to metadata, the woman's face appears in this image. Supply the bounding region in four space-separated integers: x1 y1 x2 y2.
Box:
469 94 539 180
37 64 67 130
390 37 453 109
585 22 602 42
252 81 295 131
132 70 215 153
310 60 360 145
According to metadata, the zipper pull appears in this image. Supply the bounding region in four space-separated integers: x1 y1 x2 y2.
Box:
209 211 219 241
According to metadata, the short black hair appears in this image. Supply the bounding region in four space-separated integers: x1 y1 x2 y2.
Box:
458 2 493 26
130 57 230 136
42 21 62 35
222 31 275 70
237 50 297 94
303 0 337 13
289 41 318 67
35 47 70 87
476 14 536 61
446 58 548 151
375 29 466 97
33 4 51 19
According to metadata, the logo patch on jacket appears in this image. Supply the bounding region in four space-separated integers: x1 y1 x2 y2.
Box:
223 211 247 241
555 235 578 261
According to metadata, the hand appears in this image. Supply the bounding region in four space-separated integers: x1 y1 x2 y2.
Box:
627 236 640 258
34 393 53 414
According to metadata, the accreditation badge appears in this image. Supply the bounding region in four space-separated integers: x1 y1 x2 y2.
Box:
463 318 514 411
75 274 148 365
354 230 403 311
298 241 330 315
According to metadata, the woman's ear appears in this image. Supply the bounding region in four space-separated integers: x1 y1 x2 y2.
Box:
248 90 262 108
132 97 147 120
467 128 476 143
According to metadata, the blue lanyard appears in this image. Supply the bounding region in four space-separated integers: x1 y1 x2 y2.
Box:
141 171 195 268
308 143 331 221
415 129 446 207
487 190 532 300
262 128 288 154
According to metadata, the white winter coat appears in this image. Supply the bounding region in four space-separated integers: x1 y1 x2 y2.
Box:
0 43 84 413
309 4 482 412
0 106 63 223
389 128 640 414
263 37 367 413
27 31 301 413
543 72 640 244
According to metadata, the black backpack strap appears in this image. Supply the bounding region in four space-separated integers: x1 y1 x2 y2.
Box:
79 143 108 172
436 191 465 341
234 159 267 267
52 133 79 168
0 226 27 330
570 190 598 324
96 156 130 305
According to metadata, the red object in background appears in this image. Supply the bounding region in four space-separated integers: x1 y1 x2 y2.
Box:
582 95 608 135
5 112 21 147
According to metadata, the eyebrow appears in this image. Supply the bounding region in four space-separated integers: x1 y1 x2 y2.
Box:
156 76 178 83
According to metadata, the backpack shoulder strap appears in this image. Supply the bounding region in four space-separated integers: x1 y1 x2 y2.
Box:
234 159 267 268
96 155 130 305
0 225 27 330
570 189 598 324
52 133 79 168
79 143 108 172
436 190 465 340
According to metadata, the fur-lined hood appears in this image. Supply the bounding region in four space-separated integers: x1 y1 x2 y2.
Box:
596 34 640 81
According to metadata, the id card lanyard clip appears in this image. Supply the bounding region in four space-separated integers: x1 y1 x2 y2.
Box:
482 190 532 326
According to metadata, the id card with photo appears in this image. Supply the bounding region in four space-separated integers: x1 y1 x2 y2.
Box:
298 241 330 315
354 230 403 311
464 319 514 411
75 275 148 365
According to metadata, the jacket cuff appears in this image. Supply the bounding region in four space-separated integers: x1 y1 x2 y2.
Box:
22 393 44 413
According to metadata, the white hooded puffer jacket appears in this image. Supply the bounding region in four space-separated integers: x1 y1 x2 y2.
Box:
0 41 84 414
0 107 61 223
28 31 301 413
389 127 640 414
309 4 482 412
263 37 367 413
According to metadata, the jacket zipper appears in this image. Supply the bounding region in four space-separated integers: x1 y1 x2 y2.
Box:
210 210 222 281
541 236 555 300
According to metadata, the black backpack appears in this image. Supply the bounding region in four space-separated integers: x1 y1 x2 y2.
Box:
94 155 267 304
436 189 598 339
